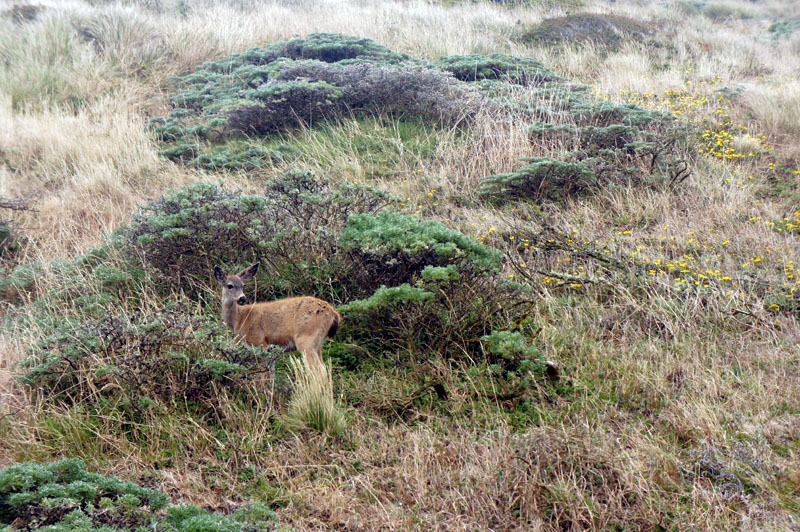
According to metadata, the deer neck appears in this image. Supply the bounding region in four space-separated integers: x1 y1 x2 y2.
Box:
221 298 240 332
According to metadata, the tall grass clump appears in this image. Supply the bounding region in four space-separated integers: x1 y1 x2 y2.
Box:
285 356 345 436
0 14 105 110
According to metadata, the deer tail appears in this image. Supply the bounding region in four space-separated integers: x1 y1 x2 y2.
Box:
327 312 340 338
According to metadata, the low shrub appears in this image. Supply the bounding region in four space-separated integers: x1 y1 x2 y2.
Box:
339 211 502 291
115 181 271 288
116 172 505 303
434 53 558 84
483 84 693 203
479 330 551 389
115 172 390 298
337 267 526 368
768 19 800 38
0 459 288 531
150 33 487 170
480 157 597 202
20 304 280 417
0 458 166 530
520 13 652 49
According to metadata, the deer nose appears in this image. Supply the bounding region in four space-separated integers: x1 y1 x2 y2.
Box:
237 296 247 305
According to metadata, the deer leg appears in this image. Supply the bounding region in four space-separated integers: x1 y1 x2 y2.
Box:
294 335 324 370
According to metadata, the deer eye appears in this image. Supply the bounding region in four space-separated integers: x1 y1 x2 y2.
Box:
227 284 233 289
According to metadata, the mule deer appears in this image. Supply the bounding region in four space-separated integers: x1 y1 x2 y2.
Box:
214 263 340 369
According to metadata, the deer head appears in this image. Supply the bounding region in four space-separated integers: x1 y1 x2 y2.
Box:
214 263 260 306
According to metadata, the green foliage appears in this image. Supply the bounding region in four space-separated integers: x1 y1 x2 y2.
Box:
520 13 651 49
115 172 390 299
340 211 501 288
150 33 480 170
338 270 524 366
0 458 166 530
227 79 344 134
115 182 269 287
479 330 549 386
480 157 597 202
0 459 288 531
203 33 413 69
1 246 123 307
20 304 279 416
339 284 435 315
768 20 800 38
433 53 558 84
485 82 692 203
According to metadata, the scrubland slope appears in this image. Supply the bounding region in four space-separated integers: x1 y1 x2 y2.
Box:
1 0 799 530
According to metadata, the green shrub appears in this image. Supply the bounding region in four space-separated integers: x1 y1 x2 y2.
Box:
339 211 502 289
0 459 289 531
115 182 269 288
227 79 345 134
480 157 597 202
0 245 121 305
337 270 524 365
115 172 390 299
520 13 651 49
0 458 166 530
486 84 692 204
269 60 472 125
768 19 800 38
479 330 550 388
20 304 279 415
150 33 484 169
434 53 558 84
205 33 413 69
116 173 503 302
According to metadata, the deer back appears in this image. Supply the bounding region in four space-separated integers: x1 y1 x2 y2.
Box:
234 296 338 347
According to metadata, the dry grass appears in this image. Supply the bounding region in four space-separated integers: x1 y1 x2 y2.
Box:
286 356 345 437
1 0 800 529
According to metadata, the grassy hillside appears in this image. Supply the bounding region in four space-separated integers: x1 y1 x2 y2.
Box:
1 0 799 530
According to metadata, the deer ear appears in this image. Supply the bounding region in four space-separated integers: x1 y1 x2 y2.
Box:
213 266 227 284
238 262 260 281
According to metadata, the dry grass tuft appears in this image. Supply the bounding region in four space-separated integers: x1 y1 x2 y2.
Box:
286 356 346 437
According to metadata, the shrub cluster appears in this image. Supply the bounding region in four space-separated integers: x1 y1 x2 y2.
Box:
150 34 477 169
520 13 652 49
481 84 693 202
0 459 288 532
434 53 558 84
112 174 537 378
21 304 280 415
339 210 501 289
150 33 559 171
115 172 390 299
15 170 552 408
480 157 597 202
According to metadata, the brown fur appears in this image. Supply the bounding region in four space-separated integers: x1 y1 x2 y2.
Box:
214 263 340 368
